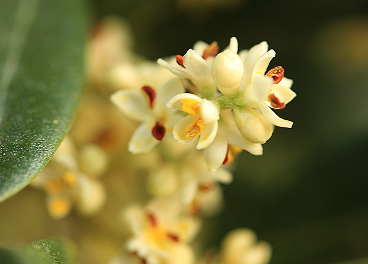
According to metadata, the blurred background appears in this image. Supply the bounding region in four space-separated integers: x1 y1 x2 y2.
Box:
1 0 368 263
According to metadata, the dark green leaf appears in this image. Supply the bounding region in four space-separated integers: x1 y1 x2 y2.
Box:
0 248 27 264
0 0 89 201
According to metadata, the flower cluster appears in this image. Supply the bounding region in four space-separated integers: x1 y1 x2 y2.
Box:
32 18 294 264
112 37 295 173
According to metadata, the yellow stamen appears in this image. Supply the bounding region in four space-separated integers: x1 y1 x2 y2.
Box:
144 225 168 249
184 117 204 139
48 198 70 219
62 171 77 187
181 98 201 116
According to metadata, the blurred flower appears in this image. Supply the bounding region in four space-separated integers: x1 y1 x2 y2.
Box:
219 229 271 264
121 198 200 264
31 137 107 219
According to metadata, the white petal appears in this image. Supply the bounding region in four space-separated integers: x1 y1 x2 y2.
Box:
279 76 293 89
214 168 233 184
128 123 159 154
252 74 274 103
259 103 293 128
167 93 202 110
156 78 185 109
193 40 209 55
227 37 238 53
227 129 263 155
239 41 269 92
76 176 105 215
111 90 153 122
204 135 228 174
253 49 276 76
271 83 296 105
157 58 187 76
201 99 219 124
181 177 198 204
197 120 218 149
172 115 198 143
183 49 210 79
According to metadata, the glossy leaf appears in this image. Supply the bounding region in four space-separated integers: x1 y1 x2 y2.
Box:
0 239 76 264
0 0 89 201
21 239 76 264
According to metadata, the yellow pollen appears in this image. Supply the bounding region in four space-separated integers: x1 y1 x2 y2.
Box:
144 225 167 249
184 117 204 139
62 171 77 187
48 198 70 219
181 99 201 116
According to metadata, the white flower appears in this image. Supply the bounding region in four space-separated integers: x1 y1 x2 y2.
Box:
237 42 296 128
31 137 107 219
111 78 184 154
122 198 200 264
167 93 220 149
220 229 272 264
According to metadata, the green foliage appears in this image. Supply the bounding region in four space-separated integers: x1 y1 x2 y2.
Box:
0 239 76 264
0 0 89 202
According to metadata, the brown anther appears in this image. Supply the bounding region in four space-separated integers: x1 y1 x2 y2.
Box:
176 55 185 68
147 212 157 227
202 41 219 60
198 183 214 191
223 144 243 165
268 93 285 109
151 121 166 141
167 232 180 242
141 85 156 108
266 66 284 84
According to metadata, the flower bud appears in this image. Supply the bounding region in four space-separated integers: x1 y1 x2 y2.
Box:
233 106 273 143
211 50 244 96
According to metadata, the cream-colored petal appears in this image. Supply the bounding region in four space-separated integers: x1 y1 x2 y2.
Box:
183 49 210 79
252 74 274 103
193 40 209 55
172 115 198 143
164 244 194 264
155 78 185 114
271 83 296 105
111 90 153 122
204 135 227 174
259 103 293 128
201 99 219 124
278 76 293 89
253 49 276 76
157 58 187 77
242 242 272 264
197 120 218 149
180 177 198 204
214 168 233 184
239 41 269 93
128 123 159 154
227 37 238 53
75 175 105 215
227 128 263 156
166 93 202 110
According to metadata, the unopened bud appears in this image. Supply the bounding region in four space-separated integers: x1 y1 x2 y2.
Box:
211 50 244 96
233 106 273 143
